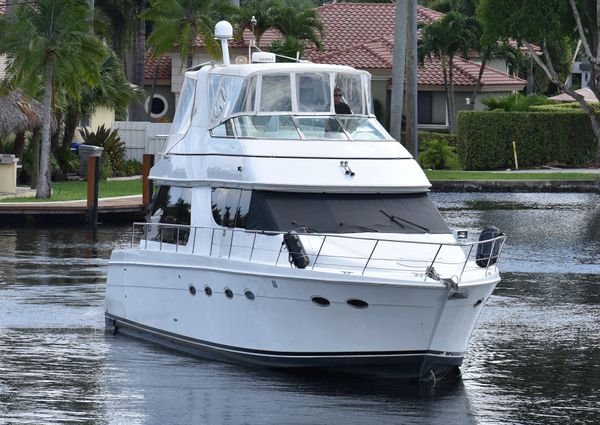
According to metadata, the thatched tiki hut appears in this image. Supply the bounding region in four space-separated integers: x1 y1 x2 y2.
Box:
0 90 42 158
0 90 56 159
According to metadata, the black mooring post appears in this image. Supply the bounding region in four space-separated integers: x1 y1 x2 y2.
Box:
87 155 100 232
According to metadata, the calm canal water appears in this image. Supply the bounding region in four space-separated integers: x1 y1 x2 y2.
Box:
1 192 599 424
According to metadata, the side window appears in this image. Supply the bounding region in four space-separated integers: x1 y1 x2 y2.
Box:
210 119 235 137
211 188 251 228
149 185 192 243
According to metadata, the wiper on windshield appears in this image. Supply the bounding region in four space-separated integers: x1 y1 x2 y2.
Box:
379 209 430 232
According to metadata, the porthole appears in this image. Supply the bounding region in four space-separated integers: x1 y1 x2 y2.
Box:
145 93 169 119
244 290 255 300
224 288 233 299
204 285 212 296
346 299 368 309
473 298 483 308
188 284 196 296
311 296 330 307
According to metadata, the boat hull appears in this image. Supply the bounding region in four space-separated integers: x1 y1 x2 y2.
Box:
105 249 498 379
105 313 463 378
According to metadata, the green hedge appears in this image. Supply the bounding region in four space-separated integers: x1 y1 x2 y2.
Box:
419 130 457 148
457 110 597 170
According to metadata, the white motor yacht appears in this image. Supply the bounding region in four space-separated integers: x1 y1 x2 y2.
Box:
105 22 506 379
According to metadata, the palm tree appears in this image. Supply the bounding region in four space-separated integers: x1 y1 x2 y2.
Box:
0 0 106 198
96 0 149 120
145 0 238 70
236 0 282 46
270 2 324 54
418 11 481 133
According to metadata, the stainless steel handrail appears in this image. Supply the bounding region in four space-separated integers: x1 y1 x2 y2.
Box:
129 222 507 281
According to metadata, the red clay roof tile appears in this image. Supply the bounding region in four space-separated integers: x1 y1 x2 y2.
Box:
309 3 525 88
144 52 171 82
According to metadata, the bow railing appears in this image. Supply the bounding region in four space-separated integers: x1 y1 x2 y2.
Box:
130 222 507 283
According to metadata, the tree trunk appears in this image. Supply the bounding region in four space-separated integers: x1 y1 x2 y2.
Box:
447 56 456 133
404 0 417 157
129 0 147 121
30 131 39 189
36 59 53 198
62 104 79 150
471 56 487 104
187 34 195 69
390 0 408 143
147 62 160 120
14 132 26 160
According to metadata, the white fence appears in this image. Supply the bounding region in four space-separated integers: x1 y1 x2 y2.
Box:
113 121 171 162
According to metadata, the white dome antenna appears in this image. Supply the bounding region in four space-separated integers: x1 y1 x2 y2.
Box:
214 21 233 66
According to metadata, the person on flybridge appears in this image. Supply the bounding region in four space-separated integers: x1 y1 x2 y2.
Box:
333 88 351 114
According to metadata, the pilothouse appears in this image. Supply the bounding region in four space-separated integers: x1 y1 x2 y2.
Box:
105 21 506 379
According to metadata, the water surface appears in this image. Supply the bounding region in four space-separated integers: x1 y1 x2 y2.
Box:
1 192 599 424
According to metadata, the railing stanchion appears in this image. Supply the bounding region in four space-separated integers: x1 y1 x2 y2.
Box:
426 245 443 281
249 232 257 262
312 235 327 271
191 226 197 254
276 237 284 265
459 243 474 281
362 240 379 276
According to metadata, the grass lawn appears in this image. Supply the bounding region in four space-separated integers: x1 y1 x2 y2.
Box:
425 170 599 181
2 170 597 203
1 179 142 202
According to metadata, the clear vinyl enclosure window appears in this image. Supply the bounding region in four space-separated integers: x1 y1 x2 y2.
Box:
259 74 292 112
335 73 366 115
172 78 196 135
296 73 331 112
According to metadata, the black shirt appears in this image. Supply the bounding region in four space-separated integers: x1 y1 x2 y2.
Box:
335 102 352 114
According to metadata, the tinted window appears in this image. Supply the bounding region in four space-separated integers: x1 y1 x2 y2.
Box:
211 188 251 228
149 186 192 243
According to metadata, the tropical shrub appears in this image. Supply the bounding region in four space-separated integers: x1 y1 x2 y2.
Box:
123 159 143 176
419 130 457 147
481 93 549 112
52 146 79 179
419 138 459 169
79 125 126 176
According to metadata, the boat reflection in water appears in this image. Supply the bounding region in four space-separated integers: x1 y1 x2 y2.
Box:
104 21 506 380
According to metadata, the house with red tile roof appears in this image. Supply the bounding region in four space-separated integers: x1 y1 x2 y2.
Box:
146 3 525 131
307 3 526 130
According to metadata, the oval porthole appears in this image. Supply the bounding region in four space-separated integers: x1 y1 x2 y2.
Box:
347 299 368 309
244 290 255 300
473 298 483 308
204 285 212 296
188 285 197 296
311 296 330 307
224 288 233 299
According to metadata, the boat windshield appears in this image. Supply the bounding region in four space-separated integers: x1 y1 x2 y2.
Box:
208 70 385 140
211 115 392 141
244 191 450 234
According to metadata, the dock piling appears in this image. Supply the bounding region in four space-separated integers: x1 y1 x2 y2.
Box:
87 155 100 231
